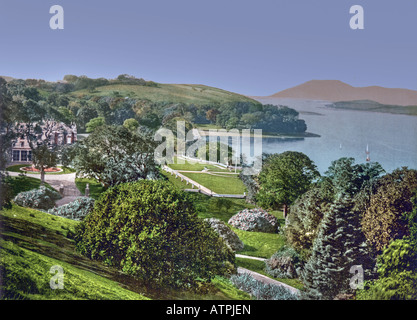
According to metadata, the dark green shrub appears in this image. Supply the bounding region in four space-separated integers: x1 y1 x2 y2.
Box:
74 180 235 289
357 238 417 300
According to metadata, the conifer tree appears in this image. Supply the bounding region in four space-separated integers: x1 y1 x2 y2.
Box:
301 195 375 300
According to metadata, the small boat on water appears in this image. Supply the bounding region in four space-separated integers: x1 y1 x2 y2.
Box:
366 144 370 161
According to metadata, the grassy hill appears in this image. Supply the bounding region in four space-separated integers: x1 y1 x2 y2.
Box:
0 205 149 300
0 204 251 300
72 83 260 106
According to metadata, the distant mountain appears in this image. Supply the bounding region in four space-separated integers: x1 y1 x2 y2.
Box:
262 80 417 106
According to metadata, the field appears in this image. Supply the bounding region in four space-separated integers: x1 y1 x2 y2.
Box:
72 83 259 106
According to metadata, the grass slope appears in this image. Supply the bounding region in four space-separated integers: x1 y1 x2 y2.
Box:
8 176 55 197
0 205 148 300
180 172 246 194
72 83 259 106
0 204 250 300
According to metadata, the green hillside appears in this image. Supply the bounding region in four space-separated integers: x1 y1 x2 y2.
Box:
72 83 260 106
0 204 250 300
0 205 149 300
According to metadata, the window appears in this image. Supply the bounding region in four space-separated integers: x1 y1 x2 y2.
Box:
28 150 32 161
21 151 28 161
12 150 20 161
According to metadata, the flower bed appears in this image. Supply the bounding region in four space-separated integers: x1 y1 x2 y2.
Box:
20 166 62 173
228 208 279 233
205 218 244 251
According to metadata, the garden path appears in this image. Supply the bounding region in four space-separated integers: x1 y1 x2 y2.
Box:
6 171 83 206
237 267 300 295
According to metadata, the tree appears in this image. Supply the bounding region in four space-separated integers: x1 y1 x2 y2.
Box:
72 125 159 187
256 151 320 218
358 195 417 300
85 116 105 133
357 238 417 300
285 179 334 256
74 180 235 290
0 78 16 208
325 157 384 197
206 108 220 123
123 118 139 131
361 167 417 252
31 143 58 185
300 195 376 300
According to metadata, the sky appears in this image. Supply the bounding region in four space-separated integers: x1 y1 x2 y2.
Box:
0 0 416 96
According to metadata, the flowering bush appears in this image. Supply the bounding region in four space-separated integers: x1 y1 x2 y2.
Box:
228 208 279 233
205 218 244 251
13 186 61 210
229 273 299 300
48 197 95 220
265 246 303 279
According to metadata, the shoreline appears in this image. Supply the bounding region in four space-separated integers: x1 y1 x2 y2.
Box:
196 128 320 139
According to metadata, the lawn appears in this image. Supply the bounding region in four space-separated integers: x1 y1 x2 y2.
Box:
1 205 147 300
7 176 56 197
233 228 286 259
75 178 107 200
0 239 149 300
181 172 246 194
160 170 190 190
168 162 229 172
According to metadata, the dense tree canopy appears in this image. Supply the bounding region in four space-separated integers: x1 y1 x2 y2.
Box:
72 125 159 187
301 195 376 300
361 167 417 252
75 180 235 289
256 151 320 218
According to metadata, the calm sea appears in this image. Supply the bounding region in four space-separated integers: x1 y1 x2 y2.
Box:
247 98 417 174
